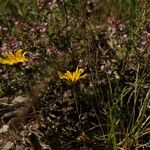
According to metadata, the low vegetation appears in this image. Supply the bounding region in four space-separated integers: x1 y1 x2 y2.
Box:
0 0 150 149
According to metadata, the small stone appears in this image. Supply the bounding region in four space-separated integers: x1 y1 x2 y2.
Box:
0 125 9 133
2 141 14 150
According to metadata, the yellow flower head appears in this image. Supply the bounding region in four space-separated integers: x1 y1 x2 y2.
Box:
58 67 87 83
0 49 27 65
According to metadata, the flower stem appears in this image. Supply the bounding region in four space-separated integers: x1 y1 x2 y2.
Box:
72 85 79 114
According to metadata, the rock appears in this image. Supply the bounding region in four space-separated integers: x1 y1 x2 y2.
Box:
0 97 9 103
0 125 9 133
2 141 14 150
11 96 30 104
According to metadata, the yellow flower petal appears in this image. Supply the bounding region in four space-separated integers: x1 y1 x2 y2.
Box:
15 49 23 57
5 52 15 59
0 49 28 65
58 67 87 83
58 72 68 80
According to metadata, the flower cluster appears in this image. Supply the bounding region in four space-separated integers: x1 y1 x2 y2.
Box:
0 49 28 65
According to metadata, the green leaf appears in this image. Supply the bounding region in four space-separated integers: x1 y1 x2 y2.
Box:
0 0 9 16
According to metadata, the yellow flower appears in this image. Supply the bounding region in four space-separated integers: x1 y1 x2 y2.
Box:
58 67 87 83
0 49 27 65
